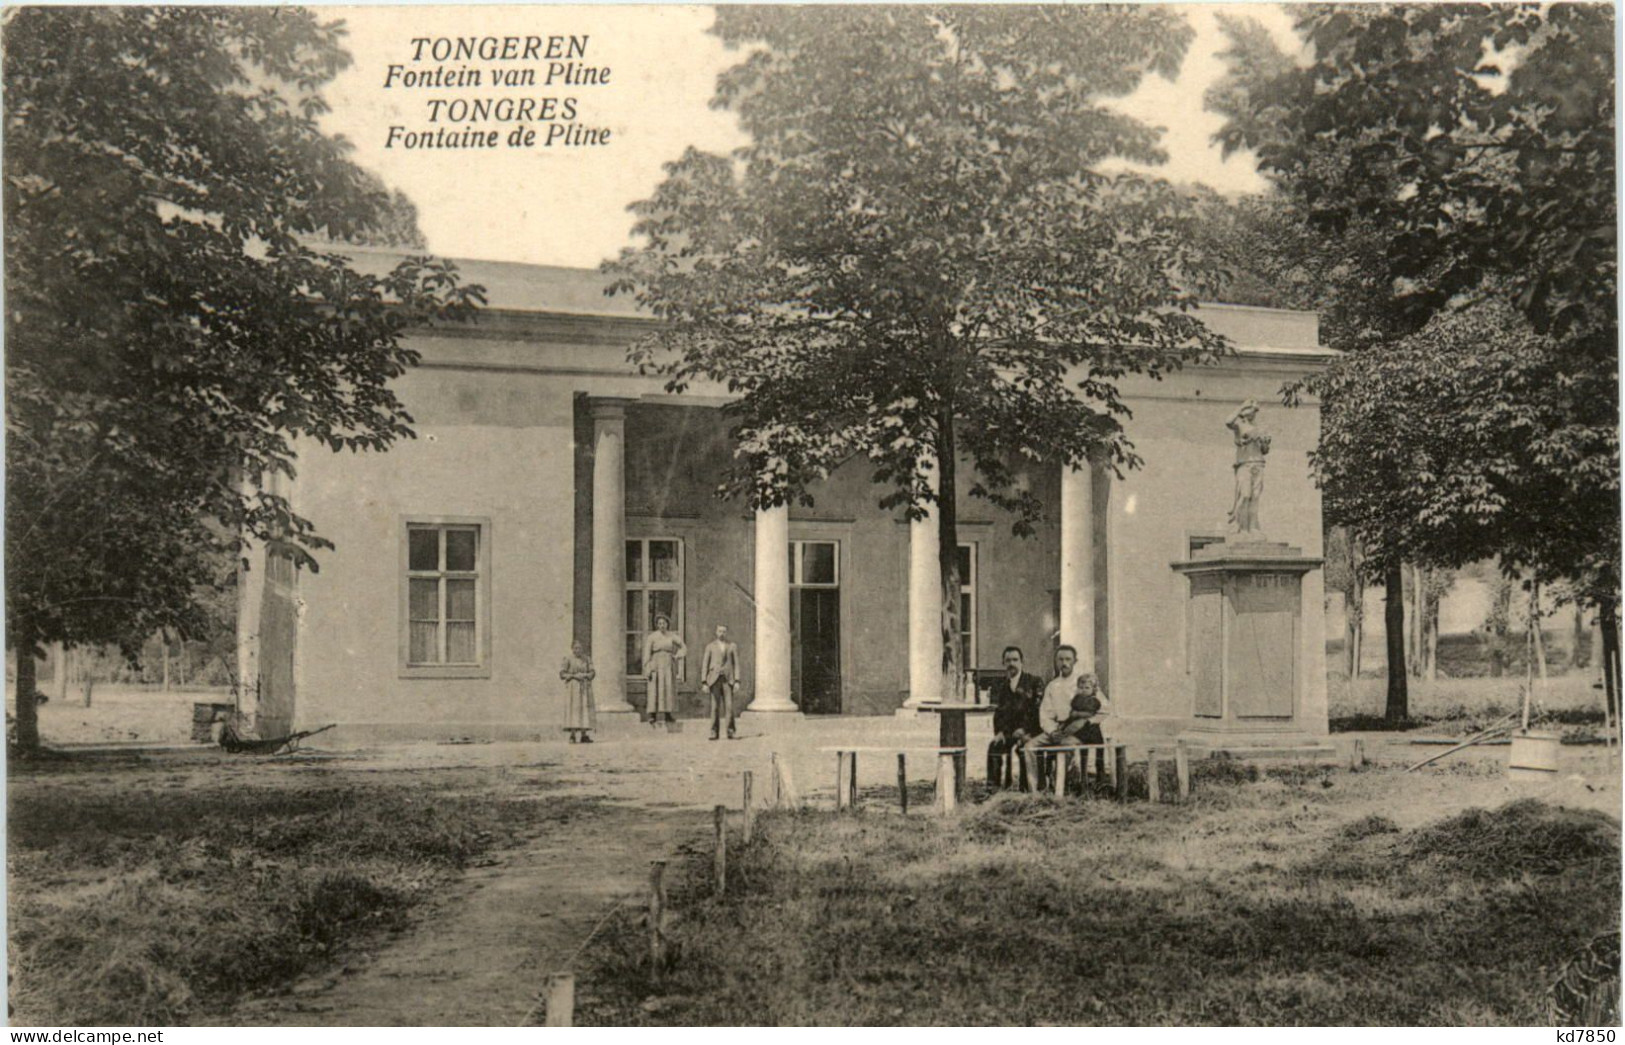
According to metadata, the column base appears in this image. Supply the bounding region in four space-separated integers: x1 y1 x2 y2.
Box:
1177 725 1336 760
742 700 802 715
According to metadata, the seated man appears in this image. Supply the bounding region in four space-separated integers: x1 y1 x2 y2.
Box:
1027 648 1111 791
986 645 1043 788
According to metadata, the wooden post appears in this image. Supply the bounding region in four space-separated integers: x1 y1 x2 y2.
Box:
1053 752 1067 799
848 751 859 811
544 972 575 1027
742 771 754 843
1175 742 1191 802
934 752 957 813
1147 752 1160 804
835 751 849 811
1350 738 1365 771
648 860 667 982
769 753 782 809
713 805 727 896
896 753 908 815
1114 745 1128 802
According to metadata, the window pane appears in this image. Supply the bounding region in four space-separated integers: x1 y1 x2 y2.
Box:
446 622 477 663
956 544 972 584
961 592 972 629
626 632 642 676
961 634 974 671
409 578 439 621
649 540 679 583
803 542 836 585
626 590 645 632
649 589 677 629
408 528 439 571
410 621 439 663
625 541 644 584
446 579 476 621
445 529 477 572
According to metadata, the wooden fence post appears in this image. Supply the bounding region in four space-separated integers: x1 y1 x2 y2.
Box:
1147 751 1161 804
896 753 908 815
648 860 667 983
848 751 859 811
1114 745 1129 802
713 805 727 896
742 771 754 843
778 755 800 809
1350 738 1365 771
544 972 575 1027
835 751 848 811
934 752 957 813
1175 742 1191 802
769 753 782 809
1053 752 1067 799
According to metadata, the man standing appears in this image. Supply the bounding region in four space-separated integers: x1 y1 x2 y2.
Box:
701 624 741 740
987 645 1043 788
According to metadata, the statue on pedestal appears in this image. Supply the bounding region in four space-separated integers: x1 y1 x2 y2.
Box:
1226 399 1271 536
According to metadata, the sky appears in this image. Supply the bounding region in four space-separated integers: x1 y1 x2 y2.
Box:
320 4 1303 269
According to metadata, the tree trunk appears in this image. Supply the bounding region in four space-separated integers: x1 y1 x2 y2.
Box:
1425 596 1439 682
161 631 171 692
1351 618 1363 681
1383 560 1408 723
14 647 41 751
81 673 94 708
52 642 69 702
1344 591 1360 678
1572 603 1590 671
1601 601 1619 729
935 411 963 703
1409 563 1425 677
1531 585 1549 682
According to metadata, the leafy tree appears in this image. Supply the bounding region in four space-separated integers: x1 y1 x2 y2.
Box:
1211 4 1618 719
608 6 1229 699
4 8 483 749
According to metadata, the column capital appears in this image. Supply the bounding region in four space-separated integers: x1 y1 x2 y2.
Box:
588 396 636 422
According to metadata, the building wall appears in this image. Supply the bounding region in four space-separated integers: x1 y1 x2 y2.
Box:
289 354 580 737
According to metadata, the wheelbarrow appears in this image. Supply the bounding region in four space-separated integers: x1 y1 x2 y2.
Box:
219 722 336 755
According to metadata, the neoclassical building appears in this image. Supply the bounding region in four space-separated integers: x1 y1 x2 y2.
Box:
236 247 1334 742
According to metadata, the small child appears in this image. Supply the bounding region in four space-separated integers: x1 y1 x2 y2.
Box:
1061 673 1108 777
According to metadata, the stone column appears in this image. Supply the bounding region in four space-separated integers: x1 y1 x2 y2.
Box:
904 467 941 709
1059 460 1095 674
590 399 635 713
745 502 797 713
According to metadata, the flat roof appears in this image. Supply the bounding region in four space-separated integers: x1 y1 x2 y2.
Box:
335 245 1328 355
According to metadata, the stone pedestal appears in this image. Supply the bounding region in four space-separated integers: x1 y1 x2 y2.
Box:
1171 539 1333 757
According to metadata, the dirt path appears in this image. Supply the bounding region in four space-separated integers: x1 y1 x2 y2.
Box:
230 799 705 1027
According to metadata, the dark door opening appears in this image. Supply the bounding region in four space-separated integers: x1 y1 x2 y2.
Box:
790 540 841 714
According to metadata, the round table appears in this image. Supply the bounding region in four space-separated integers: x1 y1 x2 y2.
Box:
916 702 994 799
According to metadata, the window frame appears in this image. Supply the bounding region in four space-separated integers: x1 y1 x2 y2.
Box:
398 516 493 679
789 539 841 588
625 536 685 678
958 542 977 671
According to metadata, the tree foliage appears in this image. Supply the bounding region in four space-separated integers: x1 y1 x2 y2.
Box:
4 7 484 672
1211 4 1617 607
607 6 1229 693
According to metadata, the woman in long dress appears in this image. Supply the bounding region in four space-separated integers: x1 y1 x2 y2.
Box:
641 614 686 726
560 639 596 743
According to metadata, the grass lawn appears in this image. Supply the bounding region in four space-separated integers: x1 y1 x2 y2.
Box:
578 760 1620 1026
6 752 592 1025
1328 673 1609 734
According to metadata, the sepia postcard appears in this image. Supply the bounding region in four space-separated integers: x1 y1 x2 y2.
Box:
4 2 1619 1032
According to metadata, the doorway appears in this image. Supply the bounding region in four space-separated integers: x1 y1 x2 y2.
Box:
789 540 841 714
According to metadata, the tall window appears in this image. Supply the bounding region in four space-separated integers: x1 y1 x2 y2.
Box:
403 519 490 677
626 538 683 675
958 543 977 669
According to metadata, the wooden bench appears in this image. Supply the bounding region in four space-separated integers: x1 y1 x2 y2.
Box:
818 746 969 813
1023 743 1129 800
